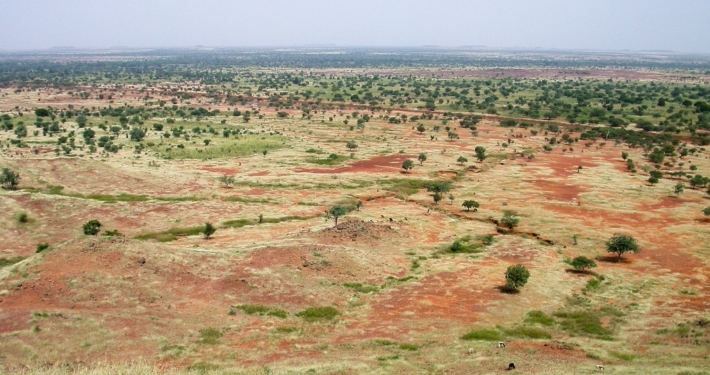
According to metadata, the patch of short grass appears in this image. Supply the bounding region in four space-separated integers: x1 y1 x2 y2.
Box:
461 329 503 341
186 361 220 372
222 196 276 204
343 282 380 294
657 324 691 337
446 236 484 254
525 310 555 326
378 178 431 196
198 328 222 345
609 351 636 361
230 304 288 319
295 306 340 322
135 225 205 242
0 256 27 268
306 154 348 165
552 310 615 340
502 326 552 339
399 343 419 351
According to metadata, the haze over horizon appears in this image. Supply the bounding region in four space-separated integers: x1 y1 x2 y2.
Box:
2 0 710 54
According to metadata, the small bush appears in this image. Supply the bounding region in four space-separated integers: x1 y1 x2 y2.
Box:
18 212 29 223
231 304 288 319
461 329 503 341
35 243 50 253
295 306 340 322
82 220 102 235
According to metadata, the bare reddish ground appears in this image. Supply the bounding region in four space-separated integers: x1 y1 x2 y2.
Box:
294 154 416 174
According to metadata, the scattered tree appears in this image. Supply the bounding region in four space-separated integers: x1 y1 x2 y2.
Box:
0 168 20 190
500 210 520 230
203 222 216 239
475 146 486 162
570 256 597 272
505 264 530 291
606 234 640 262
462 200 479 212
702 207 710 217
218 175 235 187
418 153 427 165
416 124 426 134
457 156 468 165
674 182 685 197
402 159 415 172
83 220 102 235
346 141 358 150
448 193 455 204
129 127 146 142
329 205 348 225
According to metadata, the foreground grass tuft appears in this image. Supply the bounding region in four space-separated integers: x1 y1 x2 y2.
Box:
295 306 340 322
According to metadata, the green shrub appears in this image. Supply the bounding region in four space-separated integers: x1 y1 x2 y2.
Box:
82 220 102 235
525 310 555 326
553 311 614 339
18 212 29 223
35 243 50 253
295 306 340 322
461 329 503 341
231 304 288 319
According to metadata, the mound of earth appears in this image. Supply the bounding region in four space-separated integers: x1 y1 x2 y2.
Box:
315 219 400 244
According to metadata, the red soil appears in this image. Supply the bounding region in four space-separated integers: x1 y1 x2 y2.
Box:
294 154 416 174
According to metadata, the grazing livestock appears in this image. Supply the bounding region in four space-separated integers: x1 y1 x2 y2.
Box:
498 342 506 348
507 362 516 370
467 348 474 355
596 365 604 371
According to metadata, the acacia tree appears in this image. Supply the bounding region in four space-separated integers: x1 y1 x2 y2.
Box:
570 256 597 272
702 207 710 217
402 159 415 172
329 205 347 225
457 156 468 165
418 153 427 165
505 264 530 291
0 168 20 190
475 146 486 162
606 234 640 262
500 210 520 230
462 200 479 212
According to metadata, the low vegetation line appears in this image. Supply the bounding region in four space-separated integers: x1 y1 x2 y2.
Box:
26 186 205 203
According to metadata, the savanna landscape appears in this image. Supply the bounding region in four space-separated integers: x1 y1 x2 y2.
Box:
1 48 710 374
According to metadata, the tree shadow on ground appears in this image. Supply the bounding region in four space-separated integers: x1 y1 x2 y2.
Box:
496 285 520 294
595 255 633 264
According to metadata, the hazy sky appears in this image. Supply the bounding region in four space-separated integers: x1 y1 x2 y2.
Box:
2 0 710 53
